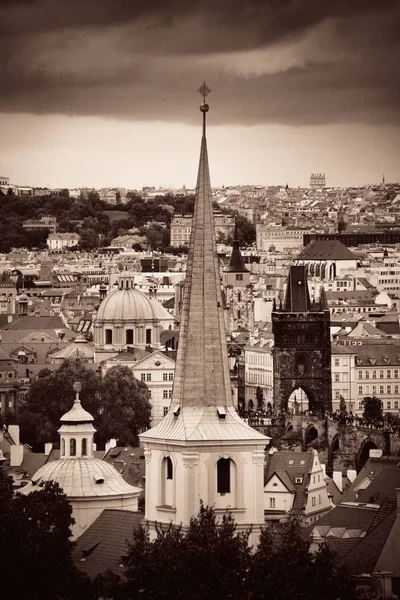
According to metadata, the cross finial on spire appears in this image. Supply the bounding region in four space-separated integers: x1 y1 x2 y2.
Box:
198 81 211 136
197 81 211 103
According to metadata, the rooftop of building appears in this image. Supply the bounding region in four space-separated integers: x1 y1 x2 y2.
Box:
297 239 358 261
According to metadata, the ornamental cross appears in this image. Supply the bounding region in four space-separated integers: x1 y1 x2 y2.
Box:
197 81 212 102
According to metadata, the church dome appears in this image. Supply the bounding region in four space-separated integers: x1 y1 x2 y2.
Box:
96 287 157 322
22 457 138 499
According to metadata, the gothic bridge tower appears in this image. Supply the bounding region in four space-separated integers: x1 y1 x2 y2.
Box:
272 265 332 415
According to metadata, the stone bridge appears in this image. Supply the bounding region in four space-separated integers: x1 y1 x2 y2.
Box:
254 415 400 474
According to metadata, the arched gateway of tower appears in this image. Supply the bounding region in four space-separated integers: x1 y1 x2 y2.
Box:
272 265 332 415
140 85 269 542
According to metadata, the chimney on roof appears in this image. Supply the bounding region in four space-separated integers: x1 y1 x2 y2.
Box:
347 469 357 483
333 471 343 492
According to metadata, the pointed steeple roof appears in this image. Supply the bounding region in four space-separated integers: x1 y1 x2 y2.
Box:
170 96 232 410
283 265 311 312
319 286 329 311
140 85 268 443
224 219 249 273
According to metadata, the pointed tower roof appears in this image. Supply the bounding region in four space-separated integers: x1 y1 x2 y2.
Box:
319 286 329 312
168 88 232 411
224 220 250 273
283 265 311 312
140 84 268 444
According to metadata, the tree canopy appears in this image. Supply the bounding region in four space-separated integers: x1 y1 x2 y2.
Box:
97 364 152 446
361 396 383 423
0 472 91 600
0 189 254 253
19 359 151 449
95 505 356 600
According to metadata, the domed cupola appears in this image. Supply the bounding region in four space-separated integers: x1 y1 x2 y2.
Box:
93 271 173 357
19 382 142 539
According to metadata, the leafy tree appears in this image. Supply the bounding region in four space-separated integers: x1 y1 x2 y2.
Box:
250 518 355 600
236 214 256 245
22 358 101 442
256 386 264 409
98 503 251 600
79 227 99 250
338 395 348 423
17 410 55 451
183 503 251 600
0 472 91 600
361 396 383 423
98 365 151 446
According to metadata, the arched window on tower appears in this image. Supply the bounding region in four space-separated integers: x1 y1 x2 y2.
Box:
70 438 76 457
61 438 65 457
217 458 231 493
165 456 173 480
105 329 113 345
146 329 152 345
126 329 134 345
162 456 174 506
82 438 88 456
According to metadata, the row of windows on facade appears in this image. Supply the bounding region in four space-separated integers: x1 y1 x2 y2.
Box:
333 371 400 383
357 400 398 410
246 373 272 385
105 329 152 345
163 456 232 494
331 306 381 313
334 359 349 367
358 369 399 379
268 494 322 509
140 372 174 382
358 385 400 397
246 353 272 366
332 392 399 411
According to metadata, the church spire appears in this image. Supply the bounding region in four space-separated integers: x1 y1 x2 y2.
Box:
224 217 249 274
171 82 232 409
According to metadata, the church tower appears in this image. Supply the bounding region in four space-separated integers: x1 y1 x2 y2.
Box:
223 221 254 333
140 84 269 539
272 265 332 415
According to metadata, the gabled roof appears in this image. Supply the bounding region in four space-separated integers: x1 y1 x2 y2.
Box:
336 497 398 575
264 451 315 513
131 349 176 369
72 509 143 579
103 446 145 489
297 240 357 261
355 466 400 506
344 457 400 502
2 315 66 331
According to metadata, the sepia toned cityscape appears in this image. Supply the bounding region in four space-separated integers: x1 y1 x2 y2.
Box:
1 1 400 599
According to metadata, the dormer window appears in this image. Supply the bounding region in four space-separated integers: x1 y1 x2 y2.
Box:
217 406 226 419
295 476 303 484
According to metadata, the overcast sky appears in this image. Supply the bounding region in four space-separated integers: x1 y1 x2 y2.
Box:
1 0 399 189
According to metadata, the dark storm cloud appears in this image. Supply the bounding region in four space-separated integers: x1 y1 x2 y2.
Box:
0 0 399 126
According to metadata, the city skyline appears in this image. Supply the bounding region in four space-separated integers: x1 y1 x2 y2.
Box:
0 0 399 188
